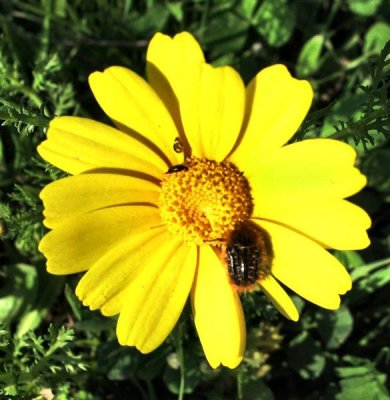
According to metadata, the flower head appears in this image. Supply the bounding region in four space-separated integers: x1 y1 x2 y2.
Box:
38 32 371 369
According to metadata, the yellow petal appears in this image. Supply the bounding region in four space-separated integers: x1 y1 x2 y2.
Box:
146 32 205 151
89 66 180 165
258 274 299 321
40 173 160 228
147 32 245 160
180 64 246 161
254 199 370 250
38 116 169 177
249 139 370 249
39 205 160 274
147 32 205 84
116 233 197 353
230 64 313 168
191 246 245 369
75 226 166 316
249 139 367 201
258 220 352 310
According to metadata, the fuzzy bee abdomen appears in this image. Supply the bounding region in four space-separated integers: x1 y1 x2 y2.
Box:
226 243 260 287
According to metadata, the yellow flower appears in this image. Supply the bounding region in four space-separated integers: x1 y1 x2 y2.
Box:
37 32 371 369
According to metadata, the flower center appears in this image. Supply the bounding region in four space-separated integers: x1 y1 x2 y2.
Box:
159 157 253 245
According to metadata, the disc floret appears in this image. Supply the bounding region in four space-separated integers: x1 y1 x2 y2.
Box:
160 157 253 245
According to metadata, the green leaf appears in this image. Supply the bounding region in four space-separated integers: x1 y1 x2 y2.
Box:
202 7 249 61
98 343 136 381
64 283 84 321
0 263 38 323
129 4 170 34
348 258 390 304
360 261 390 289
16 272 65 337
320 91 387 154
107 351 133 381
364 22 390 54
75 316 116 333
287 332 326 379
334 250 364 271
253 0 296 48
321 93 366 136
296 34 325 77
335 357 389 399
362 148 390 193
165 1 184 22
0 133 4 166
241 378 275 400
53 0 67 17
71 390 95 400
315 306 354 349
347 0 383 16
4 384 18 396
238 0 258 20
136 347 168 381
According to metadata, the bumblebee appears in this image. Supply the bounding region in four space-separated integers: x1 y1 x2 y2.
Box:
226 221 271 289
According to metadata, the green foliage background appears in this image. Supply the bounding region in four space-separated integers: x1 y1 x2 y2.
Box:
0 0 389 399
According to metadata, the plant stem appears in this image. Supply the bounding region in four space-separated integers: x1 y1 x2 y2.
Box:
328 109 388 140
177 324 185 400
0 110 49 129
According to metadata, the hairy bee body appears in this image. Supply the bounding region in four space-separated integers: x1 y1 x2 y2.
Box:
226 221 270 289
227 242 260 286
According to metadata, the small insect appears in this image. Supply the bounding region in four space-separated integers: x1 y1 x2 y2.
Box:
166 164 189 174
226 221 271 289
173 137 184 153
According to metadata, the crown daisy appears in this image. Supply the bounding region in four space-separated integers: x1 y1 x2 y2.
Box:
38 32 371 369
